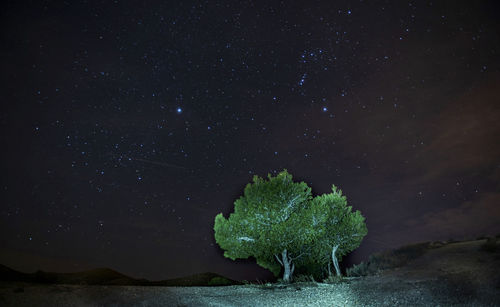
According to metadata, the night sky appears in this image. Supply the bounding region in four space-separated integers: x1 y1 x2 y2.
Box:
1 0 499 282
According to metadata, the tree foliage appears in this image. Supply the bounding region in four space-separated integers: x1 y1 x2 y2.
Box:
299 185 367 277
214 170 313 280
214 170 367 282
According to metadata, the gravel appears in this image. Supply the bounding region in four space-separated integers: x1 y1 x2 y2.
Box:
1 276 498 307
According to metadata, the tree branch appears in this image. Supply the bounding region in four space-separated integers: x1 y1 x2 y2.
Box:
285 195 300 211
237 236 255 242
274 254 283 266
290 251 307 261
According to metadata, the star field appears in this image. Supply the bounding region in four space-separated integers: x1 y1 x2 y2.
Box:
1 0 499 281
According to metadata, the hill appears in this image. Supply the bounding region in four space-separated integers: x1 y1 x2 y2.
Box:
346 235 500 278
0 265 240 287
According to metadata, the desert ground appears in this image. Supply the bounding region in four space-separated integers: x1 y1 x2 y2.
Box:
0 238 498 306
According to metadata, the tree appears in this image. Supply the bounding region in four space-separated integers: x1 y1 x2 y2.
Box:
214 171 367 282
301 185 367 277
214 170 315 282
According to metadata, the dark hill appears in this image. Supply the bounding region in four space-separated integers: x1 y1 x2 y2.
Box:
0 265 241 286
347 235 500 277
0 264 30 282
151 272 239 286
31 267 139 285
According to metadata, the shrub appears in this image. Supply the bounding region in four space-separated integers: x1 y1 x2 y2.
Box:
207 276 233 286
480 237 498 253
346 261 377 277
322 275 344 284
347 242 439 277
293 274 316 283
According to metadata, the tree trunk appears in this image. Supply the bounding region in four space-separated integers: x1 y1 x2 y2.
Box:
281 249 294 283
331 244 341 277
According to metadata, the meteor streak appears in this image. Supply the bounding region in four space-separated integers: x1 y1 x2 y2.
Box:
133 158 187 169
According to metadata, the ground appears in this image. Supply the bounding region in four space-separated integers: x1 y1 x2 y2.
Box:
0 239 498 306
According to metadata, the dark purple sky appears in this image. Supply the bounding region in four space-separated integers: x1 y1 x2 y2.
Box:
1 0 499 282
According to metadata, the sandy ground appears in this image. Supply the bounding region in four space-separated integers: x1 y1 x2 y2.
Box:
0 277 498 307
1 240 498 306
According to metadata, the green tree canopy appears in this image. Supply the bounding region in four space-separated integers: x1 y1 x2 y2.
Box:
299 185 367 277
214 170 314 282
214 170 367 282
